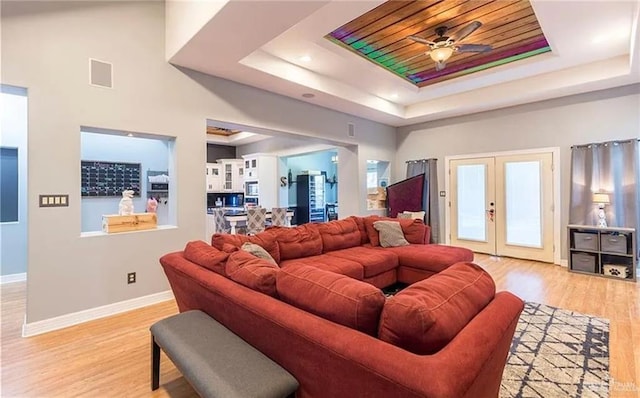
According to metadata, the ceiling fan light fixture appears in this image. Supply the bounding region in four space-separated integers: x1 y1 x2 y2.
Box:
430 46 454 62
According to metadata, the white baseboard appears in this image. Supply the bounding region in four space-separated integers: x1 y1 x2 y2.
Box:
22 290 174 337
1 272 26 284
559 259 568 268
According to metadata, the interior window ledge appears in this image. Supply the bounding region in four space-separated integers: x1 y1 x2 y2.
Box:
80 224 177 238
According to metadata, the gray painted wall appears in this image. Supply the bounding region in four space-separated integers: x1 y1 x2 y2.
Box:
396 84 640 259
0 87 28 276
1 1 396 323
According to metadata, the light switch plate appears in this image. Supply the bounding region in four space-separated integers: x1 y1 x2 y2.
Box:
39 194 69 207
439 191 446 197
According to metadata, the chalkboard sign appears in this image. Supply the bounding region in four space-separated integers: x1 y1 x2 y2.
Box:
81 160 141 197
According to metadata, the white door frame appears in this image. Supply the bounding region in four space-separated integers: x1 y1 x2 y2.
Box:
444 147 561 265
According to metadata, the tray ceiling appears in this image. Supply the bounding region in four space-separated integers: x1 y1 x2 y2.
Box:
327 0 550 87
168 1 640 126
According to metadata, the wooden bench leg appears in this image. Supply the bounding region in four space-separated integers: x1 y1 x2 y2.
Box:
151 334 160 391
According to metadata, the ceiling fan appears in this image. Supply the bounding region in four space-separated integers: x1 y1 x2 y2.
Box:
407 21 492 71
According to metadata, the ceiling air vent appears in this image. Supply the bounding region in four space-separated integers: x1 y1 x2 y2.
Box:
348 123 355 138
89 58 113 88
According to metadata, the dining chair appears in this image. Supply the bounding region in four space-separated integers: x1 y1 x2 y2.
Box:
212 208 230 234
270 207 289 227
246 208 267 235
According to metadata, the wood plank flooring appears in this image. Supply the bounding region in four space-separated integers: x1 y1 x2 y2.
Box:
1 254 639 397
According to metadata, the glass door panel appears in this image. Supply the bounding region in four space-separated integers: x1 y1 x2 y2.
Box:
504 161 542 247
457 164 487 241
450 157 495 254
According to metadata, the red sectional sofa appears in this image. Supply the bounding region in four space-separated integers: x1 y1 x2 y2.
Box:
159 216 524 398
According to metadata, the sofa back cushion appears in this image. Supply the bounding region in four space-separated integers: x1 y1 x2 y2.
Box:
348 216 369 245
267 224 323 261
183 240 229 275
378 262 495 354
212 232 280 264
225 250 279 297
317 218 362 252
363 216 428 246
277 265 385 336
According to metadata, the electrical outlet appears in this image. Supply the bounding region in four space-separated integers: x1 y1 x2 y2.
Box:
127 272 136 284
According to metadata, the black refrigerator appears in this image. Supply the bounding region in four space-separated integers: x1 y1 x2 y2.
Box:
296 174 326 224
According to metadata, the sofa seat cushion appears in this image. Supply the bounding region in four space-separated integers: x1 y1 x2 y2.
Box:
280 254 364 280
212 233 280 264
378 262 495 354
363 216 429 246
265 224 323 261
317 218 362 252
326 247 398 278
380 244 474 273
277 265 385 336
183 240 230 275
225 250 279 297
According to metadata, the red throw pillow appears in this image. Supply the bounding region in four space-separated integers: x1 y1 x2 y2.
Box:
183 240 229 275
276 265 385 336
225 250 279 297
378 262 496 354
363 215 428 246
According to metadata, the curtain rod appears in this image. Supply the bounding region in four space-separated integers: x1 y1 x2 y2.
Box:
405 158 437 163
571 138 639 149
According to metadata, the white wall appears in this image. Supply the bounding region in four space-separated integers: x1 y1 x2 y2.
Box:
0 87 28 276
1 1 396 324
396 84 640 258
80 132 170 232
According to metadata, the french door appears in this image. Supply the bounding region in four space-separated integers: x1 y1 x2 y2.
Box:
450 152 554 263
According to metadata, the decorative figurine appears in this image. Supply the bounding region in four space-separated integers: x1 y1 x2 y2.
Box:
146 196 158 213
119 190 135 215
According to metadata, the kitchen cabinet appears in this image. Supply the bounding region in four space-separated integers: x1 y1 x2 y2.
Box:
242 154 278 209
219 159 244 192
206 163 222 192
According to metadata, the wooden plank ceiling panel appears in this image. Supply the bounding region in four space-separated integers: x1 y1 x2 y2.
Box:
326 0 550 87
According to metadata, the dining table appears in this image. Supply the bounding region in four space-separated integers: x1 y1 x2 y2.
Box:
224 210 294 234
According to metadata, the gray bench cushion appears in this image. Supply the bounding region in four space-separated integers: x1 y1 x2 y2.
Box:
151 310 298 398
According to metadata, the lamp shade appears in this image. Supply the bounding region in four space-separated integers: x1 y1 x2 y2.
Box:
429 47 454 62
592 192 610 204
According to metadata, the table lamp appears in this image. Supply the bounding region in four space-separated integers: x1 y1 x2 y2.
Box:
593 192 610 227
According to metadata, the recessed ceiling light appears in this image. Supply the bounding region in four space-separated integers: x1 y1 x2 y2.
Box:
127 133 134 137
302 93 315 98
390 93 399 99
299 55 312 62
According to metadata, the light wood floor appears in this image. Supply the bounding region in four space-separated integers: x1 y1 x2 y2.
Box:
1 254 639 397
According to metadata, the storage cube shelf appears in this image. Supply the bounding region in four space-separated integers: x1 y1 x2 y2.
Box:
568 225 637 282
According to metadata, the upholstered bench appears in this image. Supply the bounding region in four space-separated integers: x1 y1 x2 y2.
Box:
150 310 299 398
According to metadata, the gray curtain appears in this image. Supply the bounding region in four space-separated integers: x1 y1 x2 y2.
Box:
406 159 439 243
570 139 640 255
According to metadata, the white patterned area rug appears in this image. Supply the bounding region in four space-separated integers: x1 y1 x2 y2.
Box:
500 302 610 398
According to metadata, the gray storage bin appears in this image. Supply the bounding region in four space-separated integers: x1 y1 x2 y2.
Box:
600 234 627 254
573 232 598 251
571 252 597 273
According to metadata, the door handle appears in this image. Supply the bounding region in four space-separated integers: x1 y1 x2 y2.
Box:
486 209 495 222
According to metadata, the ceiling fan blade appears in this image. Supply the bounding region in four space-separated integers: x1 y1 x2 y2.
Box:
408 35 435 45
456 44 492 53
450 21 482 43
